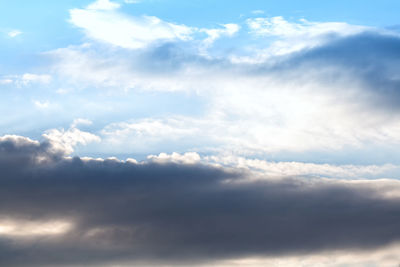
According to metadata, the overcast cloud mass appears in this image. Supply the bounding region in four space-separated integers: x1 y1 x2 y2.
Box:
1 0 400 266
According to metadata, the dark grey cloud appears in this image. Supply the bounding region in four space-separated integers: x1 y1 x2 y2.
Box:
1 136 400 266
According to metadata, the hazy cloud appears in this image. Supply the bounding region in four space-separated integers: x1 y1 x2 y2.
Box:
7 30 22 38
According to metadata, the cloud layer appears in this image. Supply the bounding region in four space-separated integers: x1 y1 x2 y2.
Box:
1 135 400 266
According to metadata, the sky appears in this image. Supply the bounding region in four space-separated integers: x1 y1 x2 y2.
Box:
1 0 400 266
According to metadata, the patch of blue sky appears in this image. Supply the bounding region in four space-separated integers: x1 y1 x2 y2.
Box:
118 0 400 27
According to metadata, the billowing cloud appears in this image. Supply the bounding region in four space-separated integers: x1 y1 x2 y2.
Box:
43 124 101 155
1 135 400 266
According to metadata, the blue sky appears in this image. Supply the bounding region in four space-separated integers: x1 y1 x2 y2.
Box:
2 1 400 266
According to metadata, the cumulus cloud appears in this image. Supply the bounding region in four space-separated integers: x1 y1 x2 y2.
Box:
1 135 400 266
43 124 101 155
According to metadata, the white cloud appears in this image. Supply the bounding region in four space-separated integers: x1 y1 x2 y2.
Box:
92 65 400 156
0 79 13 85
205 155 398 179
21 73 52 85
147 152 201 164
71 118 93 128
1 73 52 87
46 13 400 157
47 43 400 156
7 30 22 38
69 1 241 51
247 16 366 38
87 0 120 10
200 23 240 51
100 118 200 153
46 44 208 91
215 243 400 267
251 10 264 15
33 100 50 109
69 6 193 49
0 218 72 238
140 151 400 179
246 16 369 56
43 125 101 155
56 88 70 94
201 24 240 44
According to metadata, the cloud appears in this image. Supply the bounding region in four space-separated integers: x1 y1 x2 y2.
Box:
148 152 202 164
247 16 366 38
0 218 72 237
1 135 400 266
251 10 264 15
69 1 241 51
282 32 400 109
20 73 51 85
0 78 13 85
69 4 194 49
246 16 370 56
71 118 93 128
87 0 120 10
43 124 101 155
7 30 22 38
45 15 400 157
200 23 240 48
1 73 52 87
33 100 50 109
205 154 399 179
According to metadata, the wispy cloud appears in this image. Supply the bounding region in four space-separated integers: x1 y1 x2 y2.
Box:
87 0 120 10
251 10 264 15
69 5 194 49
1 73 52 86
7 29 22 38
